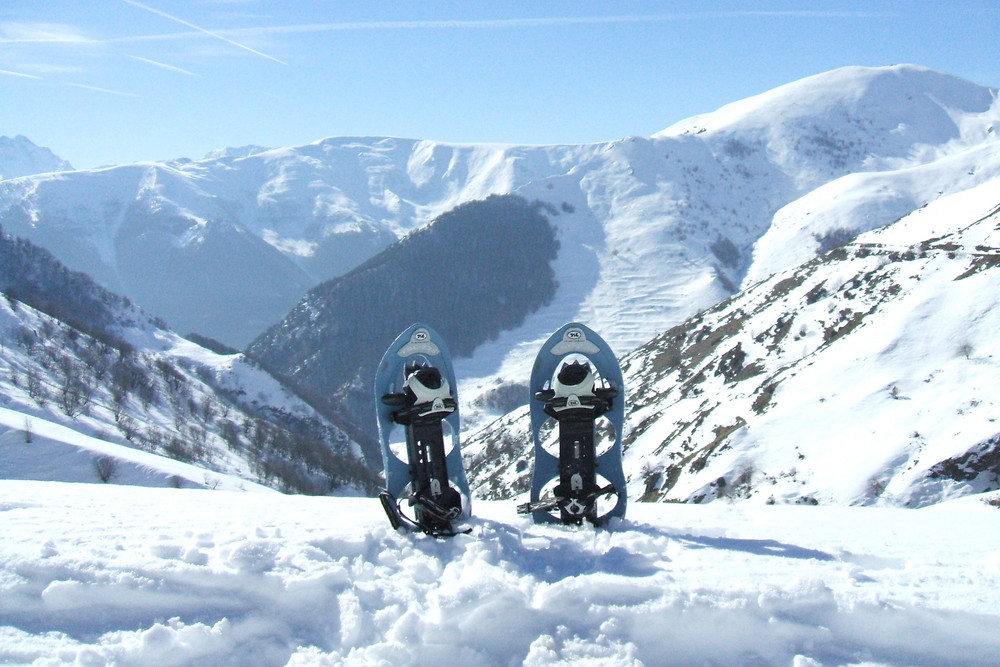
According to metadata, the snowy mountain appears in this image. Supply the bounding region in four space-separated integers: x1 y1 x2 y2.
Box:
0 135 72 180
4 65 1000 667
2 65 995 359
241 64 999 443
465 178 1000 508
0 228 374 494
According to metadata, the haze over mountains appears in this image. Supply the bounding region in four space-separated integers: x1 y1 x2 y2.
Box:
1 63 998 506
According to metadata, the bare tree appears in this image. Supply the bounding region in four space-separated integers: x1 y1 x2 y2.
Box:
92 455 120 483
26 368 46 405
59 358 91 417
116 414 138 442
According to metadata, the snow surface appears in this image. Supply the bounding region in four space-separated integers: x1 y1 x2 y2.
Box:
1 480 999 666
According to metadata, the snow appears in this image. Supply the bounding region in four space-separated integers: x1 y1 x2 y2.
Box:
744 139 1000 287
1 480 999 666
0 407 274 493
598 178 1000 509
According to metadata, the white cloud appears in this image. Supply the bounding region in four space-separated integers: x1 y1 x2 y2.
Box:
0 22 93 44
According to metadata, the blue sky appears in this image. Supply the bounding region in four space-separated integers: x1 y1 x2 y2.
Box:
2 1 998 169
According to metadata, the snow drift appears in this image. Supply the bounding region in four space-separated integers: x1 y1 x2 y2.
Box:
2 480 999 666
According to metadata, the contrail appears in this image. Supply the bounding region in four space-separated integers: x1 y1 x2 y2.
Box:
107 10 889 45
0 68 42 79
119 0 287 65
67 82 142 97
204 10 890 37
127 55 198 76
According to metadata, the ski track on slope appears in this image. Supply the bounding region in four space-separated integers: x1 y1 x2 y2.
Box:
2 481 999 666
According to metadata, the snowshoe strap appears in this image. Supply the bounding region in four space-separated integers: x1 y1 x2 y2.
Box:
516 483 618 516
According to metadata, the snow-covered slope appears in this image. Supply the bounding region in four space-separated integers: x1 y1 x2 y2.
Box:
0 229 373 493
2 65 995 359
0 406 274 492
0 135 72 180
2 480 999 665
0 288 372 494
466 177 1000 508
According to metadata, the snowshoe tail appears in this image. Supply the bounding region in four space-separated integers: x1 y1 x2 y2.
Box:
380 488 469 537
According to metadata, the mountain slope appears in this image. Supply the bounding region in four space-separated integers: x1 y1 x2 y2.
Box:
465 178 1000 508
1 66 995 358
0 227 375 493
246 194 559 446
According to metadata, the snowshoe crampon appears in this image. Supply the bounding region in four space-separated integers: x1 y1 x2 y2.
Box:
375 324 471 536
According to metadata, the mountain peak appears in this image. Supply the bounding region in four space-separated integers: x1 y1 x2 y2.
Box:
655 64 996 140
0 135 73 180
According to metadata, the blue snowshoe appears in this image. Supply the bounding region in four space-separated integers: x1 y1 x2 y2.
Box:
517 322 626 525
375 324 471 536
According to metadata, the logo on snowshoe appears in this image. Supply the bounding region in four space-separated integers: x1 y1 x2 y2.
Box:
399 327 441 357
552 327 601 355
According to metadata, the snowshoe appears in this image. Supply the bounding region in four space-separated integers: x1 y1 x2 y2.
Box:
517 322 626 525
375 324 471 536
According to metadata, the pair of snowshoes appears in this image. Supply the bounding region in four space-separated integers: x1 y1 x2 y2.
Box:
375 322 626 536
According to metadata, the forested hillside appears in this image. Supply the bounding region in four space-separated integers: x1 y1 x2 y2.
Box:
247 194 559 442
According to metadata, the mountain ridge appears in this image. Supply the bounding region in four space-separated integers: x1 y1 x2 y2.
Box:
3 65 994 355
